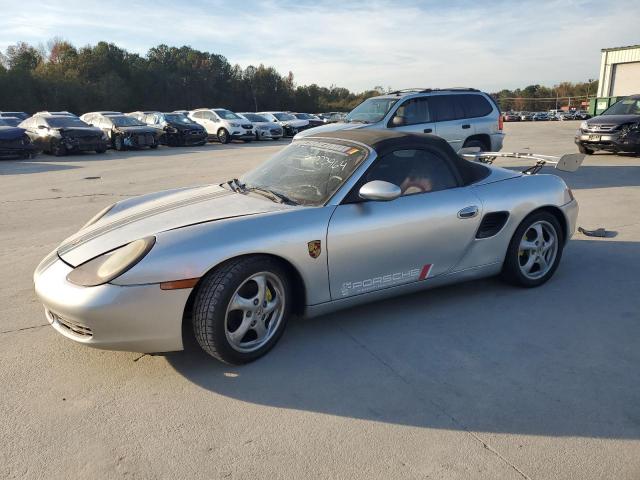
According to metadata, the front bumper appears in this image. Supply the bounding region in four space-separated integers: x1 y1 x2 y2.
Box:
34 258 190 353
230 129 255 140
62 137 107 151
122 133 157 149
575 131 640 153
256 128 283 140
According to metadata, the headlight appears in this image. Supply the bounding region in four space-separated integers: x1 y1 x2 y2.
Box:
580 121 588 130
66 237 155 286
82 203 115 229
230 122 241 128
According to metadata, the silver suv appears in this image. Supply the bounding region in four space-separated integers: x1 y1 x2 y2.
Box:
295 88 504 152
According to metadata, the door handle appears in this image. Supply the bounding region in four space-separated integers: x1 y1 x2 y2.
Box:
423 128 433 133
462 124 471 129
458 205 479 219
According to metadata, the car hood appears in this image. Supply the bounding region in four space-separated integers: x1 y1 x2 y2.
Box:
280 119 308 128
58 127 103 137
57 184 291 266
254 121 281 129
0 126 26 140
169 122 205 131
294 121 366 139
587 114 640 126
115 125 158 134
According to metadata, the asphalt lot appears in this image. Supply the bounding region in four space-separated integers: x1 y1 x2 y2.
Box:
1 121 639 479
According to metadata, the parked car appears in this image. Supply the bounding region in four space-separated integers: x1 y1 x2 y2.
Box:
189 108 254 144
90 114 160 150
0 124 37 158
34 111 77 117
238 113 283 140
532 112 549 121
295 88 504 152
139 112 207 146
258 112 309 137
519 112 533 121
558 112 575 121
503 112 521 122
19 114 107 156
291 113 324 128
575 94 640 155
33 130 580 364
0 116 23 127
80 111 122 125
0 111 30 121
573 110 591 120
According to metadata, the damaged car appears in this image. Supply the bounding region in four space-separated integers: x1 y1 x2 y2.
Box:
258 111 309 137
20 114 107 156
575 94 640 155
0 122 37 159
34 130 582 365
91 115 160 150
238 112 283 140
141 112 207 146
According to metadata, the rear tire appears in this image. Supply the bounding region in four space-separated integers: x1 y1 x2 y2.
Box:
578 144 594 155
193 256 292 364
501 211 564 288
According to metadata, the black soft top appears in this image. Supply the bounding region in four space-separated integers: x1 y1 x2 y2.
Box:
307 129 489 185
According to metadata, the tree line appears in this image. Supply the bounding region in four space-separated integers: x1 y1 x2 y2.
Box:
493 80 599 112
0 39 382 115
0 39 600 115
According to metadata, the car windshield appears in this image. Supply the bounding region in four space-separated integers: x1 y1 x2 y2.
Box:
242 113 269 122
215 109 242 120
111 116 145 127
602 98 640 115
165 114 194 124
240 140 369 206
273 112 296 121
46 117 90 128
346 98 398 124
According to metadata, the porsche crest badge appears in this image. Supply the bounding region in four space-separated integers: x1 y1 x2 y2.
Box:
307 240 321 259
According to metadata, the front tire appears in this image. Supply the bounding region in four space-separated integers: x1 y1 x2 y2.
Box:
51 140 67 157
193 256 292 364
114 135 125 151
578 144 594 155
217 128 231 144
501 211 564 287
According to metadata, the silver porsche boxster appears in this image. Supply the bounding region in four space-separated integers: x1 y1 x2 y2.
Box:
34 130 580 364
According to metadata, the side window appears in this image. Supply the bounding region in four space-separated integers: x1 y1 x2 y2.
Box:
193 111 203 119
460 94 493 118
37 117 48 128
430 95 465 122
362 149 459 197
389 98 431 126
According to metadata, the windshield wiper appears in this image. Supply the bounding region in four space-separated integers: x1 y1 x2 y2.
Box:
245 186 298 205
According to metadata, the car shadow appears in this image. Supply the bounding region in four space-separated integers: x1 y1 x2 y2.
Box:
0 159 79 175
166 239 640 440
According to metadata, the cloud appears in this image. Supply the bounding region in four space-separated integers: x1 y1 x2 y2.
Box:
0 0 638 91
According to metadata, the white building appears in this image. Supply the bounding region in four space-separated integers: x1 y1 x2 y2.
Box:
597 45 640 97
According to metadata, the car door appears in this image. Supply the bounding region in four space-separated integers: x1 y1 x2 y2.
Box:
386 97 436 135
327 147 482 299
431 94 474 152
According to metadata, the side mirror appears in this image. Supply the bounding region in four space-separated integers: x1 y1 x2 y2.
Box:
458 146 481 156
359 180 401 201
391 116 406 127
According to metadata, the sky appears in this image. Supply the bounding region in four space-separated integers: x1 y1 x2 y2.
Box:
0 0 638 93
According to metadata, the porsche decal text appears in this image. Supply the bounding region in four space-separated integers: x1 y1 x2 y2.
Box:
341 264 432 296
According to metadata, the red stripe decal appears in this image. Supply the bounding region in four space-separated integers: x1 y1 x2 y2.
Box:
419 264 432 280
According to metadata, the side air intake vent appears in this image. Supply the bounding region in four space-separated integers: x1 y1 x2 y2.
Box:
476 211 509 239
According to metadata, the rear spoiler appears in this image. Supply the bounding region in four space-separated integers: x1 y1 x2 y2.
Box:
459 148 585 175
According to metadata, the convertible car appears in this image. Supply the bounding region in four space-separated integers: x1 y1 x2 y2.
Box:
34 131 581 364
